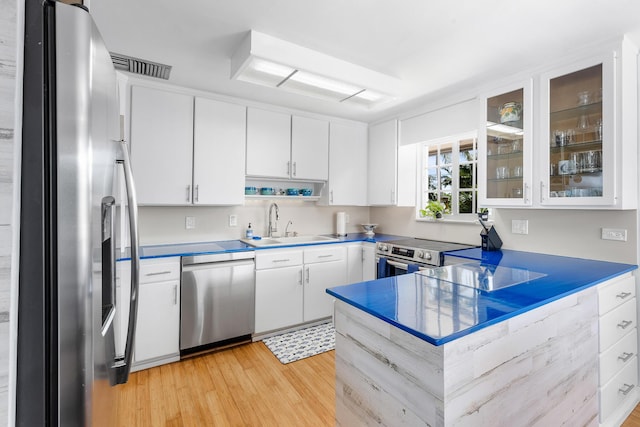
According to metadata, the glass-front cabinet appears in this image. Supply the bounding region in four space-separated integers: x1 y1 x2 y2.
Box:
540 58 615 206
479 80 532 206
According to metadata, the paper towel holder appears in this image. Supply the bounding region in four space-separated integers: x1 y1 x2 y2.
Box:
336 212 347 236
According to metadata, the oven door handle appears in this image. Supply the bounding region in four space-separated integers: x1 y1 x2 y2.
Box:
385 259 427 271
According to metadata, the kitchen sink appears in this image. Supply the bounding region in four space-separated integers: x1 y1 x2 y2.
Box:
241 235 339 247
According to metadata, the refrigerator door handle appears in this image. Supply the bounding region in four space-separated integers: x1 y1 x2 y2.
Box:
114 140 140 384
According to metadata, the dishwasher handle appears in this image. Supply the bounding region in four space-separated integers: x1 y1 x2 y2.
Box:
182 258 255 272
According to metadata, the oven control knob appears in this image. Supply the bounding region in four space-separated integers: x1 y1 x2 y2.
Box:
379 244 389 252
419 251 432 260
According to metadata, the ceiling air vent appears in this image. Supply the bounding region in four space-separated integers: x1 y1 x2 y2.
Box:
110 52 172 80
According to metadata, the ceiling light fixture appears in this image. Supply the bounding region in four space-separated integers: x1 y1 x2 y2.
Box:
230 31 404 108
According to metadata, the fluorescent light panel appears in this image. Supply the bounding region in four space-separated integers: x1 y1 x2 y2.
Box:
231 31 399 107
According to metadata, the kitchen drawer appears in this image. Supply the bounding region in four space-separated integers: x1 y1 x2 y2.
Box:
599 329 637 386
599 298 636 351
255 249 303 270
598 274 636 315
304 245 346 264
599 355 638 423
139 257 181 284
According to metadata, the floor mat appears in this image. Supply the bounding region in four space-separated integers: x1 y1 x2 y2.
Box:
262 322 335 364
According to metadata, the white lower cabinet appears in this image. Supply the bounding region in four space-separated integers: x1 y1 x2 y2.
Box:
115 257 181 371
346 242 377 283
254 244 347 335
597 273 638 426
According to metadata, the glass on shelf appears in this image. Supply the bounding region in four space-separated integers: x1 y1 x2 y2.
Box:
548 63 603 199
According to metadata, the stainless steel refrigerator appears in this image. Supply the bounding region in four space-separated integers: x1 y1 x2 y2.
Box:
18 2 140 425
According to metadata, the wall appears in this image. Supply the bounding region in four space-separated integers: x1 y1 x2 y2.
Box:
371 207 637 264
0 0 18 425
137 203 371 245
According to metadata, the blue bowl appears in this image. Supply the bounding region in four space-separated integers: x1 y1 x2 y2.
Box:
260 187 275 195
245 186 257 195
286 188 299 196
300 188 313 196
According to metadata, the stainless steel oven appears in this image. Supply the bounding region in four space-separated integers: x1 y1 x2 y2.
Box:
376 238 475 279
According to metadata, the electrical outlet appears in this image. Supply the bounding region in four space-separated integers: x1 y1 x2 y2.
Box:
185 216 196 229
229 214 238 227
511 219 528 235
602 228 627 241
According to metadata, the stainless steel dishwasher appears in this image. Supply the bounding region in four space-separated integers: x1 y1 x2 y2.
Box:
180 251 255 355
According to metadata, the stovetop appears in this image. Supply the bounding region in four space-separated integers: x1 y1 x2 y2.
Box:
385 238 475 252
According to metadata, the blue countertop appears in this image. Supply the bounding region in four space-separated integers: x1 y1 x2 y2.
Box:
326 248 637 346
117 233 403 261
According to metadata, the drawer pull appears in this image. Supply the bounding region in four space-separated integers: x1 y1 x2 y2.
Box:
619 383 635 396
616 291 632 299
145 270 172 276
618 352 634 362
318 254 333 259
272 259 291 263
617 320 633 329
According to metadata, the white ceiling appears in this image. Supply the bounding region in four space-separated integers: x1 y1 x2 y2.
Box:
90 0 640 123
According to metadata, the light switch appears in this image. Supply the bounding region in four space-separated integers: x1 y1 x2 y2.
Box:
229 214 238 227
185 216 196 229
511 219 528 235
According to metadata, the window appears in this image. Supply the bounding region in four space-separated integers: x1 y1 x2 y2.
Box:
420 133 478 219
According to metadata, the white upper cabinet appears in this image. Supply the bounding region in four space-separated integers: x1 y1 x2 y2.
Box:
246 107 329 181
479 80 533 207
130 85 246 205
193 97 246 205
368 119 398 205
246 107 291 178
130 86 194 205
320 121 368 206
291 116 329 180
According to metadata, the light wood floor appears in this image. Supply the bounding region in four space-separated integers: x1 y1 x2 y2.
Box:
115 341 335 426
117 341 640 426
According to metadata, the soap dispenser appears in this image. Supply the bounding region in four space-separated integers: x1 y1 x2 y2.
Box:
245 223 253 239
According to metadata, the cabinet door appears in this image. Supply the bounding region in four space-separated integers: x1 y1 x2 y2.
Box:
133 279 180 363
246 107 291 178
362 242 377 281
326 122 368 205
193 98 246 205
304 259 347 322
346 244 364 284
479 80 533 207
368 120 398 205
291 116 329 180
255 266 304 333
130 86 194 204
540 58 614 206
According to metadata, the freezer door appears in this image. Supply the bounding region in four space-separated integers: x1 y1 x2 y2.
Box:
54 3 122 426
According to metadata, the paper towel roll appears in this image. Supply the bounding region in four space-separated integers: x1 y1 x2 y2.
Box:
336 212 347 236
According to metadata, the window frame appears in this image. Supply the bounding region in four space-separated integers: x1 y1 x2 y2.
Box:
416 131 479 222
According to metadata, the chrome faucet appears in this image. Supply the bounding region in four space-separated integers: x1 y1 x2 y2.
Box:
285 220 293 237
268 203 279 237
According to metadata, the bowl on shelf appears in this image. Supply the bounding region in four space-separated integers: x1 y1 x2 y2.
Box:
300 188 313 196
244 186 257 195
286 188 299 196
361 224 378 236
260 187 275 196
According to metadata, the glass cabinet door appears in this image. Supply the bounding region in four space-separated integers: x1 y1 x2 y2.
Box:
542 60 614 205
479 81 532 206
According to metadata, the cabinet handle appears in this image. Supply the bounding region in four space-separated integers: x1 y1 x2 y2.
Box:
619 383 635 396
391 190 395 204
272 258 291 263
145 270 172 276
361 247 365 262
287 161 290 176
173 284 178 305
616 291 632 300
618 352 634 362
194 185 199 203
305 267 310 283
330 190 334 204
524 183 529 204
186 184 191 202
298 269 303 285
293 161 297 177
318 254 333 259
617 320 633 329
